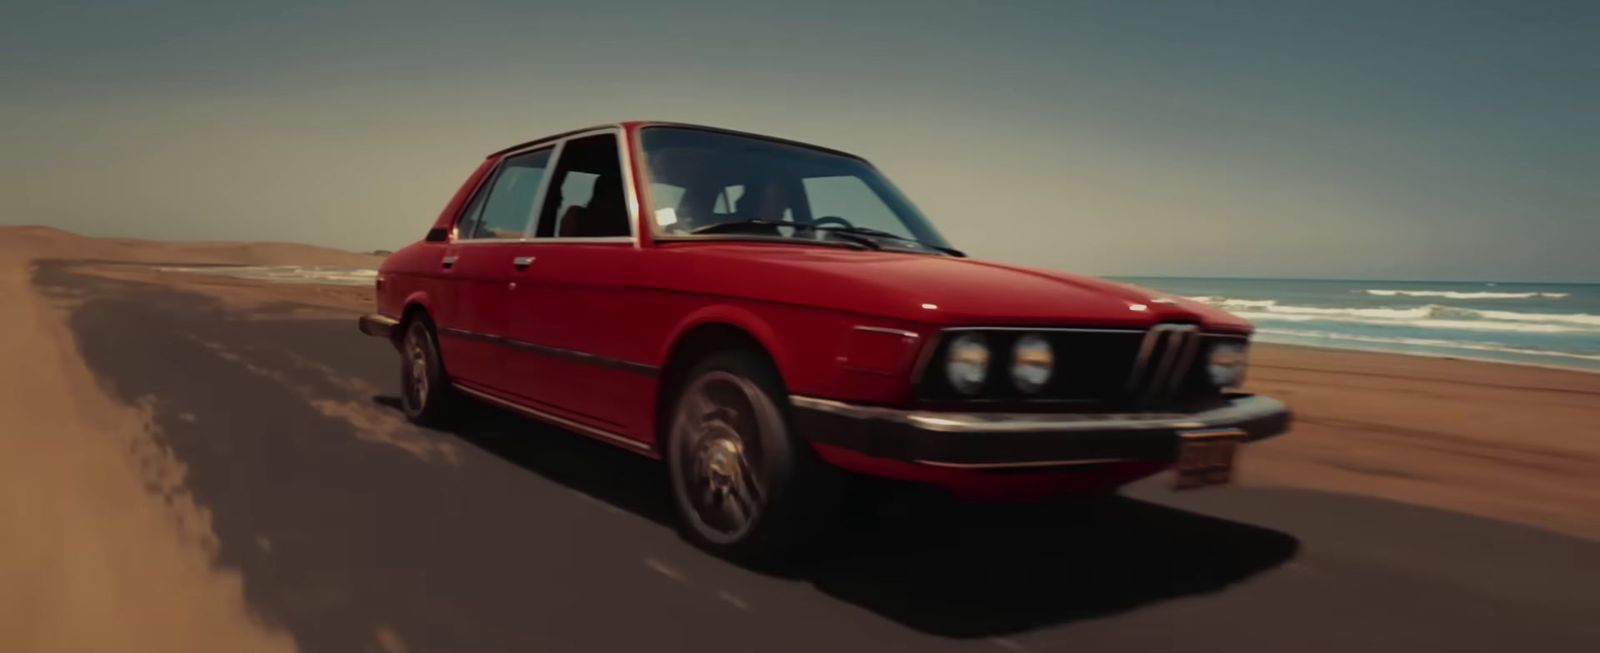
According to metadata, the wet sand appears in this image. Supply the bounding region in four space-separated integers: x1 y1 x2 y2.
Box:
3 226 1599 652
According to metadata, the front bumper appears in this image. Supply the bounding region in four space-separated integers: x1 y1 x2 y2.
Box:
358 313 400 339
792 394 1291 469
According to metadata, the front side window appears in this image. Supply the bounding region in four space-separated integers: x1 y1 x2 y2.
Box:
638 127 952 253
536 133 630 238
457 148 553 240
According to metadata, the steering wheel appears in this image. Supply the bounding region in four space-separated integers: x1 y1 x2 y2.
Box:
811 216 855 230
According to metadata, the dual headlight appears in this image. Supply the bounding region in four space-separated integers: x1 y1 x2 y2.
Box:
943 332 1248 396
944 333 1054 395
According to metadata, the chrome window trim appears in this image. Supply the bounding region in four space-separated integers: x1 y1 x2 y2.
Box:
449 125 641 247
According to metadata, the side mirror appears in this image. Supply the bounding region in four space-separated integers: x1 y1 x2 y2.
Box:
424 227 450 243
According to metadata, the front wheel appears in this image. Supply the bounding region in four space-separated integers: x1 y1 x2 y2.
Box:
665 350 841 566
400 317 457 425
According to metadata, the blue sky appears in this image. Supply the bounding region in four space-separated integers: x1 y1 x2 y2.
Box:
2 0 1595 281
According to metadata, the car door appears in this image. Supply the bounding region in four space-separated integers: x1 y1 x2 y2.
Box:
439 146 555 394
499 131 653 440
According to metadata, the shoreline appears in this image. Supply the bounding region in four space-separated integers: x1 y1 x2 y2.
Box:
1252 336 1600 376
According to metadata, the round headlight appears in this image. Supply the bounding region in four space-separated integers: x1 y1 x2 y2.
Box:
944 333 990 395
1207 342 1249 388
1011 334 1053 393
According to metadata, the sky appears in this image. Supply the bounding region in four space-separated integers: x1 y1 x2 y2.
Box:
2 0 1596 281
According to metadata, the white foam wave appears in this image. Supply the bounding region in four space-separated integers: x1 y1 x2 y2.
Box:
1256 328 1600 363
1363 289 1569 299
159 265 378 287
1188 296 1600 334
1186 296 1279 308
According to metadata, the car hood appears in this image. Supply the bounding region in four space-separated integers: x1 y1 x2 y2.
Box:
641 242 1252 331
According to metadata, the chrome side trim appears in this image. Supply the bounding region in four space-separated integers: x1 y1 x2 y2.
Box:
439 327 658 376
941 326 1146 334
913 457 1132 470
853 325 921 340
789 394 1289 435
455 384 653 453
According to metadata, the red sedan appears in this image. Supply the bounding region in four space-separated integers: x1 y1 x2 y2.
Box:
359 122 1291 562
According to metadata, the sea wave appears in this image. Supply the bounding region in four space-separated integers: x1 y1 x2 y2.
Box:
1255 328 1600 363
159 265 378 286
1362 289 1569 299
1189 296 1600 333
1185 296 1278 308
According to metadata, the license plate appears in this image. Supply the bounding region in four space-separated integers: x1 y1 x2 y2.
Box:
1174 429 1244 490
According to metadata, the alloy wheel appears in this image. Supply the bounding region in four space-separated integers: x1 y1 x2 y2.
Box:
670 371 769 544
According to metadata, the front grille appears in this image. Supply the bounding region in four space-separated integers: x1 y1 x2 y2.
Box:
1126 324 1202 399
913 325 1245 407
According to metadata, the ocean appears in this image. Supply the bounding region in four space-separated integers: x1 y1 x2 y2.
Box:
1117 277 1600 371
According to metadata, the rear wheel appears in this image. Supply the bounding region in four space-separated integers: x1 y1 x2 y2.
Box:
400 316 456 425
666 349 841 566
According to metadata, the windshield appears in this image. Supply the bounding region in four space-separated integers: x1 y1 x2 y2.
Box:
638 127 953 252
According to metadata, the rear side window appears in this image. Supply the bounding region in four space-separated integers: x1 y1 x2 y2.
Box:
457 148 554 240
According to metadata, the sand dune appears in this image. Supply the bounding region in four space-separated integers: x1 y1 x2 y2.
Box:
3 225 383 267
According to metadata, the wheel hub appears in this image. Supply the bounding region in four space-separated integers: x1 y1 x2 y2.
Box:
697 429 743 491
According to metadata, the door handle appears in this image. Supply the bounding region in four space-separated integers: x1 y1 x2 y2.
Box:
441 255 458 269
512 256 535 270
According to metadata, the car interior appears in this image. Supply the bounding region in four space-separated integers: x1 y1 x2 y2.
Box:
542 134 630 238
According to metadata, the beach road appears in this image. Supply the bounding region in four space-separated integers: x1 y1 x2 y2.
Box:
7 253 1600 653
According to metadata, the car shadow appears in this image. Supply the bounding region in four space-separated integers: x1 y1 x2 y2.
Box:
383 393 1301 638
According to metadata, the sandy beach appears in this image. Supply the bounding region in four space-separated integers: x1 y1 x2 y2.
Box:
0 227 379 653
3 225 1598 652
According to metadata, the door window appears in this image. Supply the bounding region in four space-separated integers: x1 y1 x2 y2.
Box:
457 148 553 240
537 134 631 238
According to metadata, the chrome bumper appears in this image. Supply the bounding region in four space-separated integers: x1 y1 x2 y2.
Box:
791 394 1291 469
357 313 400 339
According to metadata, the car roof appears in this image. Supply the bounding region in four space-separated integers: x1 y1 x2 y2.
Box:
486 121 865 161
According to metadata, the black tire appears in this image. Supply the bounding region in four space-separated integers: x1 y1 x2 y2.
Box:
665 348 842 567
399 315 457 426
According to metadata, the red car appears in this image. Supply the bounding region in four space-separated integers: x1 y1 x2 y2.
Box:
360 122 1291 561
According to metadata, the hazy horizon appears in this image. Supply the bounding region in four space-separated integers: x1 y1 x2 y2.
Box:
3 1 1596 283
